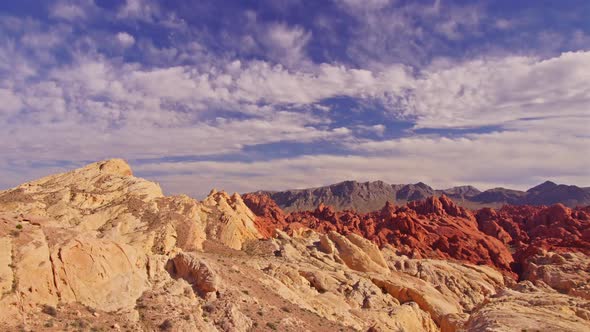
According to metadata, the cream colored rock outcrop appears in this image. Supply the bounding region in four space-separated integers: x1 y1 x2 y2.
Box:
521 250 590 300
0 159 261 325
465 286 590 331
327 231 389 274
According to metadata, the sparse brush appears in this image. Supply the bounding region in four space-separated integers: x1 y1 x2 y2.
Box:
159 319 173 330
41 305 57 317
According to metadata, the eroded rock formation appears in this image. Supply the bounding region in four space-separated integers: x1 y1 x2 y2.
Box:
0 160 588 331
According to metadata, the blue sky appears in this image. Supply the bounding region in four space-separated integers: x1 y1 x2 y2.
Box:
1 0 589 197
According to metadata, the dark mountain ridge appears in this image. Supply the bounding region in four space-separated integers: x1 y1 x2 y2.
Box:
252 180 590 213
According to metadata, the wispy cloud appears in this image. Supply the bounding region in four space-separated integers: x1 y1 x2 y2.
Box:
0 1 588 193
49 1 89 21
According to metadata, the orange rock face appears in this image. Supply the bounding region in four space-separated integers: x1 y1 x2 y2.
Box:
475 203 590 276
244 193 590 278
245 194 515 276
477 204 590 251
242 193 288 238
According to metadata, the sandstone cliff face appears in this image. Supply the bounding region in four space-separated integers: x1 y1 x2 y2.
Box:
0 160 589 331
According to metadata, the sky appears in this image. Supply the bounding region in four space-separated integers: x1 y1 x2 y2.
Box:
0 0 589 198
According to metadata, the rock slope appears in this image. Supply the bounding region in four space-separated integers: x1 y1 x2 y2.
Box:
0 159 589 331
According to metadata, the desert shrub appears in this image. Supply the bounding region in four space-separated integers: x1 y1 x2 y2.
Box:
41 305 57 316
159 319 173 330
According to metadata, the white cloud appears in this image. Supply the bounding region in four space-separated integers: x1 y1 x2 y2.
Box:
334 0 487 66
262 23 311 67
232 62 412 104
0 9 588 196
354 124 386 136
337 0 393 11
50 1 87 21
116 32 135 47
117 0 159 20
494 19 512 30
133 123 590 198
0 88 22 116
403 51 590 129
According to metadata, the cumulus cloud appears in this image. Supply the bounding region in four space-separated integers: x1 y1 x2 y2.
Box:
403 51 590 129
0 4 588 195
116 32 135 47
262 23 311 67
117 0 159 20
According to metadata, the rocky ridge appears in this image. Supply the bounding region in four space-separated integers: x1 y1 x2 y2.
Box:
244 193 590 277
255 180 590 212
0 159 588 331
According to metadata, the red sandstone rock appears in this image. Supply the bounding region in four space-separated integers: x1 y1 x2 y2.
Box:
241 193 288 238
244 193 590 278
245 193 516 276
475 203 590 255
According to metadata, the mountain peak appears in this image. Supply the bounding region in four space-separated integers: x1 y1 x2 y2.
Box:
414 181 432 189
527 181 558 193
96 159 133 177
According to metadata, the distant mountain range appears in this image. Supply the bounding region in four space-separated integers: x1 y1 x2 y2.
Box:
252 180 590 212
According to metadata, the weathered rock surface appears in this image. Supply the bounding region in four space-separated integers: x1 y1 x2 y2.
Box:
166 252 219 295
384 250 505 313
476 203 590 255
201 190 262 250
242 193 288 238
1 159 589 331
520 249 590 299
464 286 590 331
247 193 515 275
0 160 261 330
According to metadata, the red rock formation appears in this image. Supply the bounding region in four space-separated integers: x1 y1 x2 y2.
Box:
475 203 590 254
366 196 514 274
244 193 590 278
241 193 288 238
245 193 516 276
474 203 590 277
